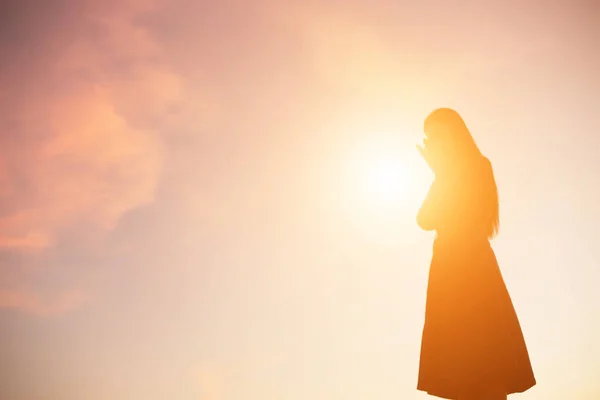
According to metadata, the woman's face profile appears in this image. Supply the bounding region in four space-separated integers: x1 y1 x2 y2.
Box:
424 122 452 153
424 120 449 141
423 121 462 168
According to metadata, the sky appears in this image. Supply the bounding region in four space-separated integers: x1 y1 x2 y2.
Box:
0 0 599 399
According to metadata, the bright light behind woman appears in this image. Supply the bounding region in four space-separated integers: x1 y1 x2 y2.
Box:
335 122 430 218
360 151 409 206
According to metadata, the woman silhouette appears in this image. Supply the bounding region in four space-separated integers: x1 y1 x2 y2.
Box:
415 109 536 400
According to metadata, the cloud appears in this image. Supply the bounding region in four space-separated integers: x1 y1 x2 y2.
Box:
0 0 198 315
36 87 163 231
0 288 88 317
0 0 174 248
0 233 49 251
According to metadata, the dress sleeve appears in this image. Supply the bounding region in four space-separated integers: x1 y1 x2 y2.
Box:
417 158 496 235
416 179 443 231
416 174 464 232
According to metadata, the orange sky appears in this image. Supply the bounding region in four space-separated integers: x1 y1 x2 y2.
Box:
1 0 599 399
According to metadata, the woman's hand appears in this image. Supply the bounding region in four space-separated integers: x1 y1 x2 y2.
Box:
417 138 442 173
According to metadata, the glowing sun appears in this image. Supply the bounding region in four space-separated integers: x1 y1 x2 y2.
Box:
349 144 416 213
362 157 409 203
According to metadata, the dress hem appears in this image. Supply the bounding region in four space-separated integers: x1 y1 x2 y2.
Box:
417 380 536 400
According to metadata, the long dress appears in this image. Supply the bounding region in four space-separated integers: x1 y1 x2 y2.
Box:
416 157 536 399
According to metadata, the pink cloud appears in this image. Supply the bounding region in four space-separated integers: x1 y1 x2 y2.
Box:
0 288 89 317
0 0 201 316
0 0 189 250
37 87 164 229
0 233 50 251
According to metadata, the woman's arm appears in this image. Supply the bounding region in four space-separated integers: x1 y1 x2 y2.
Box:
416 179 442 231
416 174 463 231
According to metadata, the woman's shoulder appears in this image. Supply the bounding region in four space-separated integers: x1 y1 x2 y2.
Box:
471 156 494 182
482 156 493 168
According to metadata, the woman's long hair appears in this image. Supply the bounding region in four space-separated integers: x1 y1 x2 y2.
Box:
424 108 499 238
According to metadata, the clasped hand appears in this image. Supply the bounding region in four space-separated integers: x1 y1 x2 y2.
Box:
417 138 444 174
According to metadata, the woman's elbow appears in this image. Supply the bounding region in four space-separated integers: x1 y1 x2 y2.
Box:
416 213 436 231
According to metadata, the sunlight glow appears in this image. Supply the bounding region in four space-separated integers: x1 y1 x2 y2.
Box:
324 116 432 248
362 156 409 205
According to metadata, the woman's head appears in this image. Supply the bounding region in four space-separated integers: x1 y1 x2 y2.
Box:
423 108 499 238
424 108 481 161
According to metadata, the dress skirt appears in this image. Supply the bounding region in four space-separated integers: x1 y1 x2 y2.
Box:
417 236 536 399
